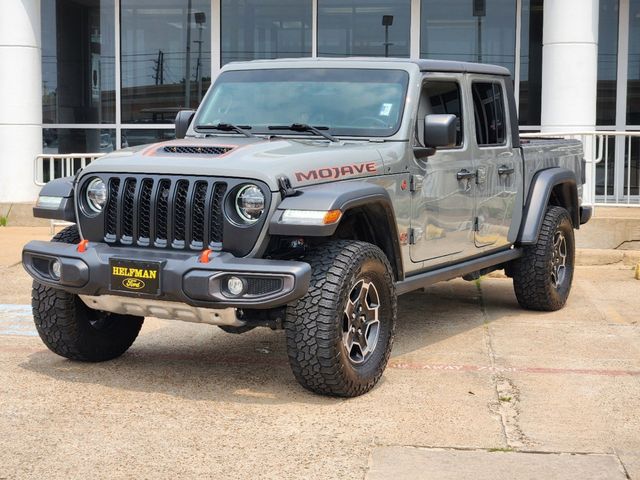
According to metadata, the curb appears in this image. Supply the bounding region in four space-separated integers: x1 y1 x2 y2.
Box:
576 248 640 267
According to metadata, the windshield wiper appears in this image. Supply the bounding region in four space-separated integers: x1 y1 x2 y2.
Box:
195 123 255 138
267 123 338 143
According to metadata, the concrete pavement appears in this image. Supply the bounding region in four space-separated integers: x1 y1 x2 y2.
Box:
0 227 639 479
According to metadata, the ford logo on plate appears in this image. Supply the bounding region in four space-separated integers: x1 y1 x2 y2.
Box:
122 278 146 290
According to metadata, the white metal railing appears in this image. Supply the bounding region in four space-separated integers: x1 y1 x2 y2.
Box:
34 153 105 186
520 131 640 207
32 135 640 209
34 153 105 233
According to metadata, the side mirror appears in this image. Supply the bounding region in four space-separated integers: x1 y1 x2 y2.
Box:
424 114 457 149
175 110 196 139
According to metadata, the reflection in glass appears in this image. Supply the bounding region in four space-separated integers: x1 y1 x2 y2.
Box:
420 0 516 74
41 129 116 183
318 0 410 58
121 0 211 123
42 0 115 124
195 69 409 137
221 0 312 65
121 129 176 148
628 0 640 125
472 82 506 146
420 82 464 146
519 0 543 126
597 0 619 126
43 129 117 154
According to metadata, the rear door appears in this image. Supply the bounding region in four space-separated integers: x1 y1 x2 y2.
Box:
468 77 520 248
410 75 477 266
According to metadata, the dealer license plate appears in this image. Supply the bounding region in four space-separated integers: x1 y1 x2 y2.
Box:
110 259 161 295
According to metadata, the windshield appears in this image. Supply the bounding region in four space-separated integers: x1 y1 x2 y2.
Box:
194 68 410 138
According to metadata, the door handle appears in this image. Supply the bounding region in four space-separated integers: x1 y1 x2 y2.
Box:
498 165 515 176
456 169 476 181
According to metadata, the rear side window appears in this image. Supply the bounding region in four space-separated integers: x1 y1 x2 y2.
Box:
472 82 506 146
419 81 463 147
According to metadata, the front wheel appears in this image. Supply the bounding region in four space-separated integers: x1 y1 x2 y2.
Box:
32 225 144 362
511 206 575 311
284 241 397 397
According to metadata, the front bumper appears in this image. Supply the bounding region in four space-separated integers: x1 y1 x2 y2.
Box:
22 241 311 310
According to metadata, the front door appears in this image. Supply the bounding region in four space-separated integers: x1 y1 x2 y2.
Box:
410 77 477 266
468 78 520 248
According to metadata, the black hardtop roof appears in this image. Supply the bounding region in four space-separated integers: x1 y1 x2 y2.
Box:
231 57 512 77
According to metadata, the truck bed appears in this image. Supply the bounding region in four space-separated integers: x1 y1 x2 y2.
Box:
520 138 584 203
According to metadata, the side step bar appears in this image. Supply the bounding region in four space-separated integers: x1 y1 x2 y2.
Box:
396 248 522 295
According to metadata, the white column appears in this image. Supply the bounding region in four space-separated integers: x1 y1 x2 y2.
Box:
409 0 421 59
540 0 599 132
0 0 42 203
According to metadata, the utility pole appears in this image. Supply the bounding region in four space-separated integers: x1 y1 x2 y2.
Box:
194 12 206 103
473 0 486 63
184 0 192 108
153 50 164 85
382 15 393 57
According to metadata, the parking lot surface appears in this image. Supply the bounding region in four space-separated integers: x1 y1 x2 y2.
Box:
0 227 639 479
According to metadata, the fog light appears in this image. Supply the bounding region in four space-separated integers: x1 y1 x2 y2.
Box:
51 259 62 280
226 276 245 296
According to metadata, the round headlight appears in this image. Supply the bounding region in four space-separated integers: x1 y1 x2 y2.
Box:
235 184 265 223
86 178 107 213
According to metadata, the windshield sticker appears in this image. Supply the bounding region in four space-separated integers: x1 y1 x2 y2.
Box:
379 103 393 116
295 162 377 182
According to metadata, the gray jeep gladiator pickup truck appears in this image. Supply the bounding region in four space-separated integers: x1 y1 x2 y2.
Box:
23 58 591 397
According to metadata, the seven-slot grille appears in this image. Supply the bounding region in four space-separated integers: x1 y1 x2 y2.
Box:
104 176 227 250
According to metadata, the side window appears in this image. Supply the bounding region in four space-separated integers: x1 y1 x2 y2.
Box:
418 81 463 147
472 82 507 146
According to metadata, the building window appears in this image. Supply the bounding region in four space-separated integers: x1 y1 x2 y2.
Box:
597 0 619 126
42 0 116 124
317 0 411 58
420 0 517 75
221 0 312 66
120 0 211 124
518 0 543 126
628 0 640 125
41 129 116 183
121 129 175 148
43 129 117 155
472 82 506 146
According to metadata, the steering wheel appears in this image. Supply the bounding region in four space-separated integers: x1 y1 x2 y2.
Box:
353 116 389 128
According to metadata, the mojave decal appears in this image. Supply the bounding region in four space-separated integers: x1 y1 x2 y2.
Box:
294 162 377 182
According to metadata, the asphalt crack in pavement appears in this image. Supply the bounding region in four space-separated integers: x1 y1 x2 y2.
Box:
475 279 535 450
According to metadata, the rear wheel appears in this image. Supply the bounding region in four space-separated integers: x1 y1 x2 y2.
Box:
284 240 397 397
31 225 144 361
511 206 575 311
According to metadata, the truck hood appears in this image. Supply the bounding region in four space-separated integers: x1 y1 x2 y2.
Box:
81 136 392 191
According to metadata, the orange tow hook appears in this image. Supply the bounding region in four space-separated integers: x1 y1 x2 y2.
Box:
77 239 89 253
199 249 213 263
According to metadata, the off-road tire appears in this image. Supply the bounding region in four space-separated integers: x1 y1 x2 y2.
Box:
31 225 144 361
284 240 397 397
511 206 575 311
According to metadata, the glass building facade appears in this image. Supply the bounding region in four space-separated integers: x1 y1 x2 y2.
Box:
40 0 640 200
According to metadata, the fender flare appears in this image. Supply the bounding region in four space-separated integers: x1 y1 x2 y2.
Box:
269 181 404 279
517 167 579 245
33 176 76 222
